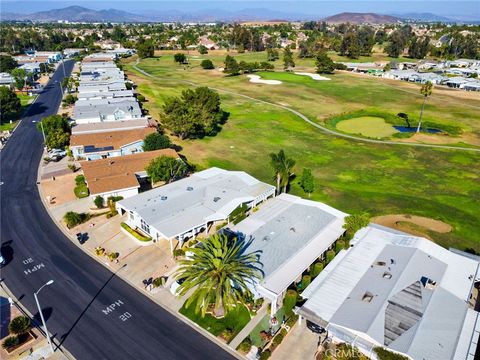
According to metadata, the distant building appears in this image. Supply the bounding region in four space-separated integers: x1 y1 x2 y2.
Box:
298 225 480 360
0 72 15 88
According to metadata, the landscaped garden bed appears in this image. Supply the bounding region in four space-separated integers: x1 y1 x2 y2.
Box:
120 222 152 242
179 302 251 343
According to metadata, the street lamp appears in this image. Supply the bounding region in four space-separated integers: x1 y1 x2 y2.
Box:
34 280 55 354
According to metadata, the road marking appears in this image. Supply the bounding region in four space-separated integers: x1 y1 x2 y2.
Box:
119 312 132 322
102 300 124 315
22 257 45 275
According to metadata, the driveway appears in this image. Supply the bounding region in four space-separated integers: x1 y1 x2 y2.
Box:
272 322 319 360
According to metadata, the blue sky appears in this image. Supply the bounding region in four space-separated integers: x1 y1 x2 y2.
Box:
2 1 479 18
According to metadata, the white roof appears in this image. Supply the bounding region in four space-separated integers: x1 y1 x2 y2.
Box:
118 168 275 239
300 225 479 360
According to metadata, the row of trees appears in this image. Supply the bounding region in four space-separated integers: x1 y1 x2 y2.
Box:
224 55 274 75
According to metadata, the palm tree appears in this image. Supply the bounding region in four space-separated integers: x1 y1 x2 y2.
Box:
8 316 31 336
269 150 296 194
416 81 433 133
174 234 262 317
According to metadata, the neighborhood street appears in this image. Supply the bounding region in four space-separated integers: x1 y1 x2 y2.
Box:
0 61 235 359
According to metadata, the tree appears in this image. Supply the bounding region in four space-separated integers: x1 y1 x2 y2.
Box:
46 129 70 149
224 55 240 76
142 132 172 151
270 150 296 194
397 112 410 128
37 114 70 136
8 316 31 335
174 53 187 64
64 211 83 228
0 87 21 122
94 195 104 209
417 81 433 133
146 156 187 184
62 94 77 105
136 41 154 59
198 45 208 54
315 52 335 74
343 213 370 242
386 31 405 58
267 48 279 61
259 62 274 71
11 68 28 90
299 168 315 196
0 55 18 72
174 233 262 317
200 59 214 69
340 32 361 59
162 86 225 139
283 47 295 70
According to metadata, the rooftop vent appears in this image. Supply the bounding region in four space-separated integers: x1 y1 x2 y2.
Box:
187 186 193 191
383 272 392 279
290 227 296 233
213 197 221 202
262 235 270 242
362 292 374 303
161 196 168 201
375 261 386 266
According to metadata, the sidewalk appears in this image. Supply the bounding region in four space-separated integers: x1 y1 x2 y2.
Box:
229 302 269 349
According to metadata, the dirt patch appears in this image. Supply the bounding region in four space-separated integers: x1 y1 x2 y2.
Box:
373 214 452 237
40 172 78 207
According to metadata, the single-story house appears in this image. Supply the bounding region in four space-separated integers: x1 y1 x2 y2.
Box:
73 99 142 124
463 81 480 91
197 36 219 50
77 90 135 101
343 62 384 74
445 77 475 89
0 72 15 88
297 225 480 360
106 48 136 56
81 148 179 201
71 118 155 135
63 48 84 58
77 83 127 95
116 167 276 251
383 70 418 81
19 62 41 75
408 72 446 84
226 193 347 317
34 51 62 62
70 127 156 160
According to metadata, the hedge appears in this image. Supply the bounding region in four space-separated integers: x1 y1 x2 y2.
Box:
283 289 298 316
311 262 324 278
120 222 151 242
374 347 409 360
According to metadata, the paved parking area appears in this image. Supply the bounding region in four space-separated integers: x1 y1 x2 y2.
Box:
40 173 78 207
271 321 319 360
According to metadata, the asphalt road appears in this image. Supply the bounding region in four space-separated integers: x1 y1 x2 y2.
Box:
0 61 235 360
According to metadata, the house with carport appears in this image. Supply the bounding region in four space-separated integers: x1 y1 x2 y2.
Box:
225 193 347 317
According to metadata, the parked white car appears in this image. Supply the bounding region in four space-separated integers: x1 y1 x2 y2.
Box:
169 277 186 296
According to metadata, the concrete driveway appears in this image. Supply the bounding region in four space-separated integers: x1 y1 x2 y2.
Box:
272 321 319 360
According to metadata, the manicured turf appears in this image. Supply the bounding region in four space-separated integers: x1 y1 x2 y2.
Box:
179 302 251 343
336 116 398 138
249 308 285 347
123 55 480 252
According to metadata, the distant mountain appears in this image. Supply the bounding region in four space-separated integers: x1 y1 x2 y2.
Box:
1 5 148 22
397 13 453 22
323 12 400 24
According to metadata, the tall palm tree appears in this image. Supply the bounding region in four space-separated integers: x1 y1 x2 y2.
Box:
416 81 433 133
175 234 262 317
270 150 296 194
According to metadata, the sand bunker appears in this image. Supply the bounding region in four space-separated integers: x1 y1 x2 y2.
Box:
247 74 282 85
294 72 331 81
373 214 452 235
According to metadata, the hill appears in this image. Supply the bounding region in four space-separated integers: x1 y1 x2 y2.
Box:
323 12 400 24
1 5 147 23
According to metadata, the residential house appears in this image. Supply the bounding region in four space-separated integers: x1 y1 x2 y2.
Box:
70 127 156 160
81 149 179 201
197 36 219 50
0 73 15 88
297 225 480 360
73 98 143 124
226 193 347 317
71 119 155 135
34 51 62 62
77 89 135 101
116 167 276 252
383 70 418 81
408 72 446 84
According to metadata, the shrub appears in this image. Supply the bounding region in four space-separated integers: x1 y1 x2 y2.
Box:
311 262 324 278
108 252 119 261
67 163 77 172
283 289 298 316
136 94 146 102
299 275 311 290
200 59 214 69
106 210 118 219
326 250 336 264
152 277 165 288
373 347 409 360
107 195 124 203
285 314 298 328
173 249 185 258
95 247 105 256
236 337 252 353
2 336 19 349
75 174 85 185
63 211 83 228
259 350 271 360
8 316 31 335
143 132 172 151
94 195 104 208
271 329 287 351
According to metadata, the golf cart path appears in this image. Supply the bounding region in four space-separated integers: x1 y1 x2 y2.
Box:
133 61 480 153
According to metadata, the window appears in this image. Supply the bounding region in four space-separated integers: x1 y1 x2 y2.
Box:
129 211 134 220
141 219 150 234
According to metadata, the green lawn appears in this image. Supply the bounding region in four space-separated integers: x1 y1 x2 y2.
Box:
123 56 480 252
249 308 286 348
0 94 34 131
179 302 251 343
336 116 399 138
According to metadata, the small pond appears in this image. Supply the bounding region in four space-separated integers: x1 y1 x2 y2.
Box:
393 126 442 134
